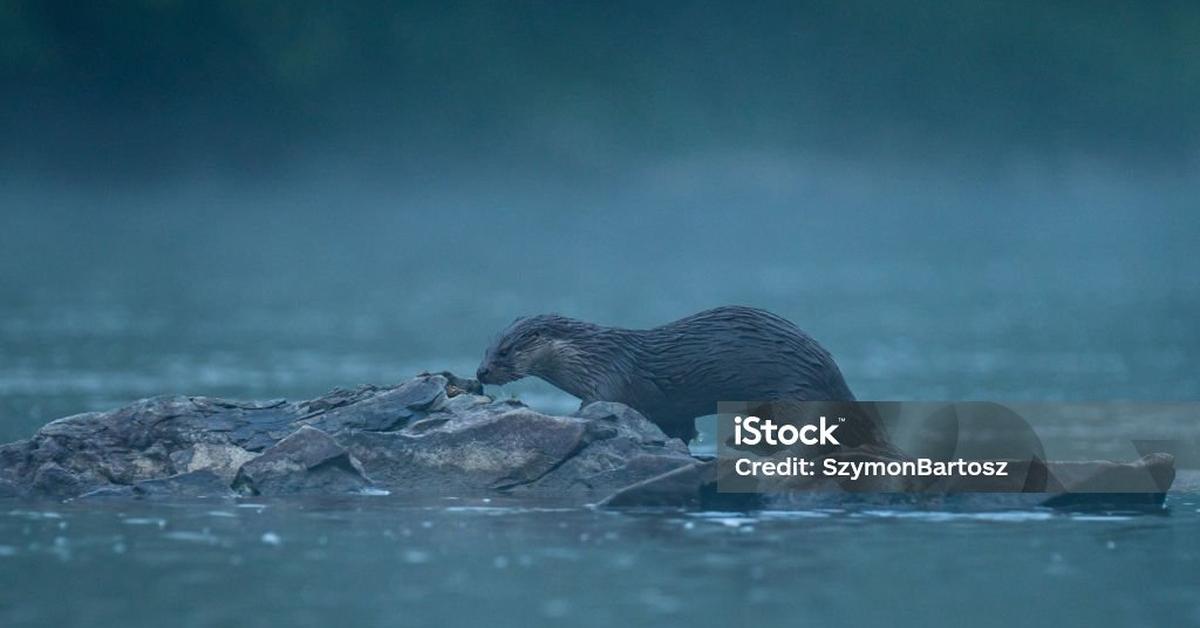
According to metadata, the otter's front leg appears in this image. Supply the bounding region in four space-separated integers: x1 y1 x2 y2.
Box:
655 413 698 445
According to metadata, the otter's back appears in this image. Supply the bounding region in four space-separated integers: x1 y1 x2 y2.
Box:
638 305 855 411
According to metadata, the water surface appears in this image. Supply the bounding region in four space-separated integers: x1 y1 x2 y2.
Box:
1 495 1198 627
2 4 1199 622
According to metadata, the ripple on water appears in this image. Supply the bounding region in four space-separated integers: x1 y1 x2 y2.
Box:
441 505 577 515
858 510 1057 522
162 530 220 544
1068 514 1135 522
7 510 63 520
122 517 167 527
686 513 759 528
758 510 834 519
402 549 431 564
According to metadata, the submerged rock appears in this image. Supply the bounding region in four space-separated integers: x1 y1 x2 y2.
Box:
0 371 1177 509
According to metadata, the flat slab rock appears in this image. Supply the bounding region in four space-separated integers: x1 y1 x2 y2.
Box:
0 372 1178 510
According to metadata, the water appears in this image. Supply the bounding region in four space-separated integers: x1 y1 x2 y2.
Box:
1 173 1197 626
0 496 1197 627
2 167 1196 443
2 3 1199 624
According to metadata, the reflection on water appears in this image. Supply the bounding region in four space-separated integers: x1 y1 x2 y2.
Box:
1 495 1197 627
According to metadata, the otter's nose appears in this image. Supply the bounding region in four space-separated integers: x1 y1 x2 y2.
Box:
476 366 491 382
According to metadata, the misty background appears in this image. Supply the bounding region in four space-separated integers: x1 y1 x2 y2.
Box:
1 1 1197 443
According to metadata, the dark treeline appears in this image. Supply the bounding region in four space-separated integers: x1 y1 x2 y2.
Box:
2 1 1198 180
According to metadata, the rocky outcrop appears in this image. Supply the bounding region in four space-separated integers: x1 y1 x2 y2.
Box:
0 372 699 501
0 371 1177 510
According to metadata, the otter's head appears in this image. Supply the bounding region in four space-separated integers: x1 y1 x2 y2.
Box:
476 314 581 386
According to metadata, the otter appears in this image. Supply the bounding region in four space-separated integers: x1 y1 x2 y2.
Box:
475 305 886 446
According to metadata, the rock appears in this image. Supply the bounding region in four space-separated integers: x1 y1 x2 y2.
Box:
521 402 695 492
595 460 765 510
0 478 22 498
32 462 84 498
335 395 701 495
302 377 445 433
597 460 717 508
1040 453 1177 510
0 373 474 498
573 402 684 448
232 426 372 496
0 372 1178 509
0 372 699 500
170 443 260 481
341 406 589 491
80 471 236 499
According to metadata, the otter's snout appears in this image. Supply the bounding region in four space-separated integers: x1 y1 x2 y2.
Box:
475 365 493 383
476 359 520 386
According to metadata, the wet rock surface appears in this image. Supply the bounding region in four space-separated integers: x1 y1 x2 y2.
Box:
232 426 372 496
0 371 1177 509
0 372 697 502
